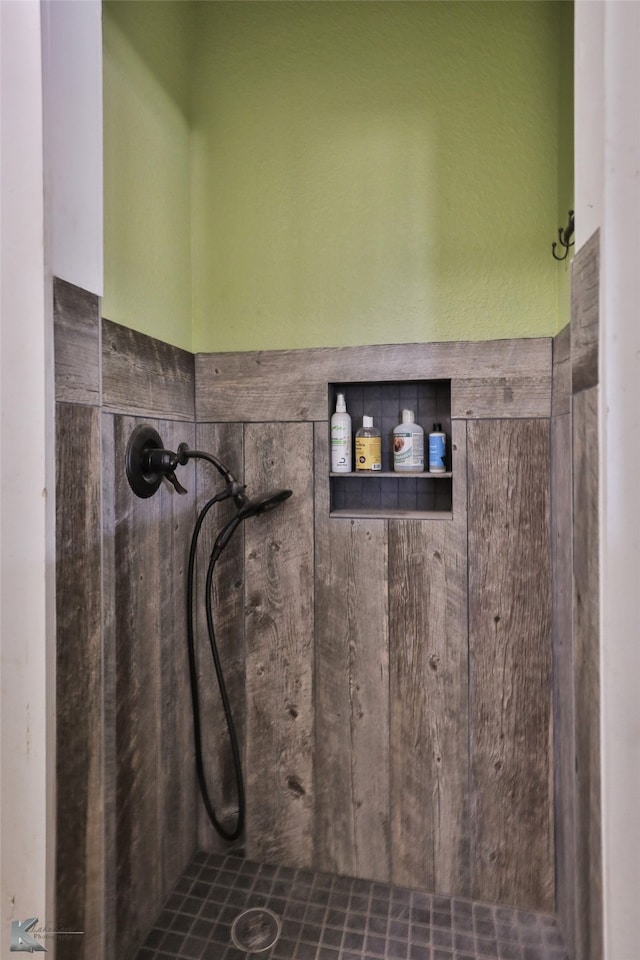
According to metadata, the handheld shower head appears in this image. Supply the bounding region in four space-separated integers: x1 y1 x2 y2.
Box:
235 488 292 520
211 488 292 561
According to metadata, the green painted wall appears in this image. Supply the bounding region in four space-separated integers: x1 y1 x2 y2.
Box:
102 1 193 350
556 0 574 329
103 0 573 353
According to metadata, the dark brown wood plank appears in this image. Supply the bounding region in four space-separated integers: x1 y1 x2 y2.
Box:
572 387 602 960
56 403 103 960
468 419 553 912
193 423 247 851
314 424 390 881
571 230 600 393
54 277 100 405
551 412 576 958
552 324 572 417
102 319 195 420
195 339 551 422
244 422 315 867
389 420 470 895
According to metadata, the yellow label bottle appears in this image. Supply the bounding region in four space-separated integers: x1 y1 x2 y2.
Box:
355 416 382 471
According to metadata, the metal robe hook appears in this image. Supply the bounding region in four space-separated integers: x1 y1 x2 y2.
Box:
552 210 575 261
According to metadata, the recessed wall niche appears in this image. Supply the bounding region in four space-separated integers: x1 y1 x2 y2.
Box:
328 379 452 518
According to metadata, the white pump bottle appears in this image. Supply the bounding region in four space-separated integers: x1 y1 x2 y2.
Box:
331 394 352 472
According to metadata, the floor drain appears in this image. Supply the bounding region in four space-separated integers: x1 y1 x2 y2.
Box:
231 907 281 953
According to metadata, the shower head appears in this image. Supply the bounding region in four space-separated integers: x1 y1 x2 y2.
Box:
235 488 292 520
211 488 292 562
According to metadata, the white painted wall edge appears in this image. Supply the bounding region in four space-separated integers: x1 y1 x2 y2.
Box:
599 5 640 959
0 0 56 953
574 0 604 249
41 0 103 296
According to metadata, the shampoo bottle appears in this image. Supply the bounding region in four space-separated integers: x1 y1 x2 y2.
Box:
428 423 447 473
330 393 352 472
393 409 424 472
355 416 382 471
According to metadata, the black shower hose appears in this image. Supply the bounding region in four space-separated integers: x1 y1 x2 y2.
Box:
186 492 245 842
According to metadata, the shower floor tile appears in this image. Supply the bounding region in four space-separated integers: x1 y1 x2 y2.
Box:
134 851 569 960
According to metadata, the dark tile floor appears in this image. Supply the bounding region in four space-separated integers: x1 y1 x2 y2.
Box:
134 851 569 960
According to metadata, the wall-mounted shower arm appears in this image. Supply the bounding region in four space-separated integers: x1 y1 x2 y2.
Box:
125 425 247 504
176 444 248 508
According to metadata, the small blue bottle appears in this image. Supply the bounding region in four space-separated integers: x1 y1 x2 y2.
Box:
428 423 446 473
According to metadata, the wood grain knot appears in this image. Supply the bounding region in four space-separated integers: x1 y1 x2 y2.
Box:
287 776 306 797
429 654 440 672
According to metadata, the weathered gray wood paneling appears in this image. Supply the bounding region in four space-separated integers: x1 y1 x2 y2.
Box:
113 413 163 957
571 231 599 394
389 420 470 895
194 423 247 851
112 415 198 958
56 403 103 960
552 324 571 417
451 376 551 419
314 425 390 881
572 387 602 960
101 416 117 960
196 339 551 422
55 287 560 934
244 422 315 867
468 419 553 912
551 412 576 958
157 421 199 884
102 319 195 421
54 278 101 405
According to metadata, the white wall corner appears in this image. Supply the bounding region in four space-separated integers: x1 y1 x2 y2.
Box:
599 4 640 959
41 0 103 296
0 0 56 952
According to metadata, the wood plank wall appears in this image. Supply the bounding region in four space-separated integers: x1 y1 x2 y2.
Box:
468 420 552 911
194 423 247 852
389 419 469 896
566 232 602 960
314 426 391 881
551 323 576 958
196 336 555 913
244 423 316 865
55 274 559 960
54 280 199 960
551 230 603 960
